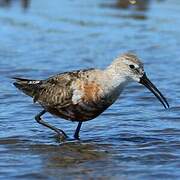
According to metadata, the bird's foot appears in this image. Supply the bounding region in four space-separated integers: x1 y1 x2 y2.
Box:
55 131 68 142
55 131 81 142
58 134 68 142
56 134 80 143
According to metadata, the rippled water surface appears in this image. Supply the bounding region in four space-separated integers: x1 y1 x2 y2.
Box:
0 0 180 179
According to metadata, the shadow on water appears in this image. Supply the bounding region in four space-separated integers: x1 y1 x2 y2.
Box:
0 0 30 9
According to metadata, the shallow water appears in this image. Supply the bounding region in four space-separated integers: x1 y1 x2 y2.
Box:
0 0 180 179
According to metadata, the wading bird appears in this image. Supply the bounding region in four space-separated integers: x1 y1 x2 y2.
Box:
13 53 169 141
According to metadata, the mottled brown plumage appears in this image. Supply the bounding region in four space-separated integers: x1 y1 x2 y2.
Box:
13 53 169 141
14 69 110 121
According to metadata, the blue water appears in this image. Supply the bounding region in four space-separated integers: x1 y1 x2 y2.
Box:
0 0 180 179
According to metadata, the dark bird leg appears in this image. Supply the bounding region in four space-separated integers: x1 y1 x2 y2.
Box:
35 110 68 140
74 122 82 140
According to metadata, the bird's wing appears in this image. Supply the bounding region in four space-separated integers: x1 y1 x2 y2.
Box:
36 68 96 108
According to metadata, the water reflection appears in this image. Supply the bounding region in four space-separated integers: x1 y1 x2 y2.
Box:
101 0 150 11
115 0 150 11
37 142 109 168
1 136 111 178
0 0 30 9
100 0 152 20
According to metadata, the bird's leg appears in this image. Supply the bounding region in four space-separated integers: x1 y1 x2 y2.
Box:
35 110 68 140
74 122 82 140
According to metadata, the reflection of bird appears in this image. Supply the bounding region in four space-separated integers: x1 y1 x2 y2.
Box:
13 53 169 141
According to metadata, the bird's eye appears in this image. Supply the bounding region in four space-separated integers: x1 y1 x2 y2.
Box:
129 64 135 69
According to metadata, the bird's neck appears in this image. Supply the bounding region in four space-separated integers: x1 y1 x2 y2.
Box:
102 66 130 96
105 66 129 88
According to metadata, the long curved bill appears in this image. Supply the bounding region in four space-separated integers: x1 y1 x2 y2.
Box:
139 73 169 109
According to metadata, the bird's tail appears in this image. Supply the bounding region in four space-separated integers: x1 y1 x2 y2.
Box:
13 77 41 98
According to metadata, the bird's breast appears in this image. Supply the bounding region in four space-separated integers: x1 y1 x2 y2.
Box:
47 81 113 121
72 80 103 104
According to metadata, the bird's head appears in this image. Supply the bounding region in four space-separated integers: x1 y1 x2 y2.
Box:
109 53 169 109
